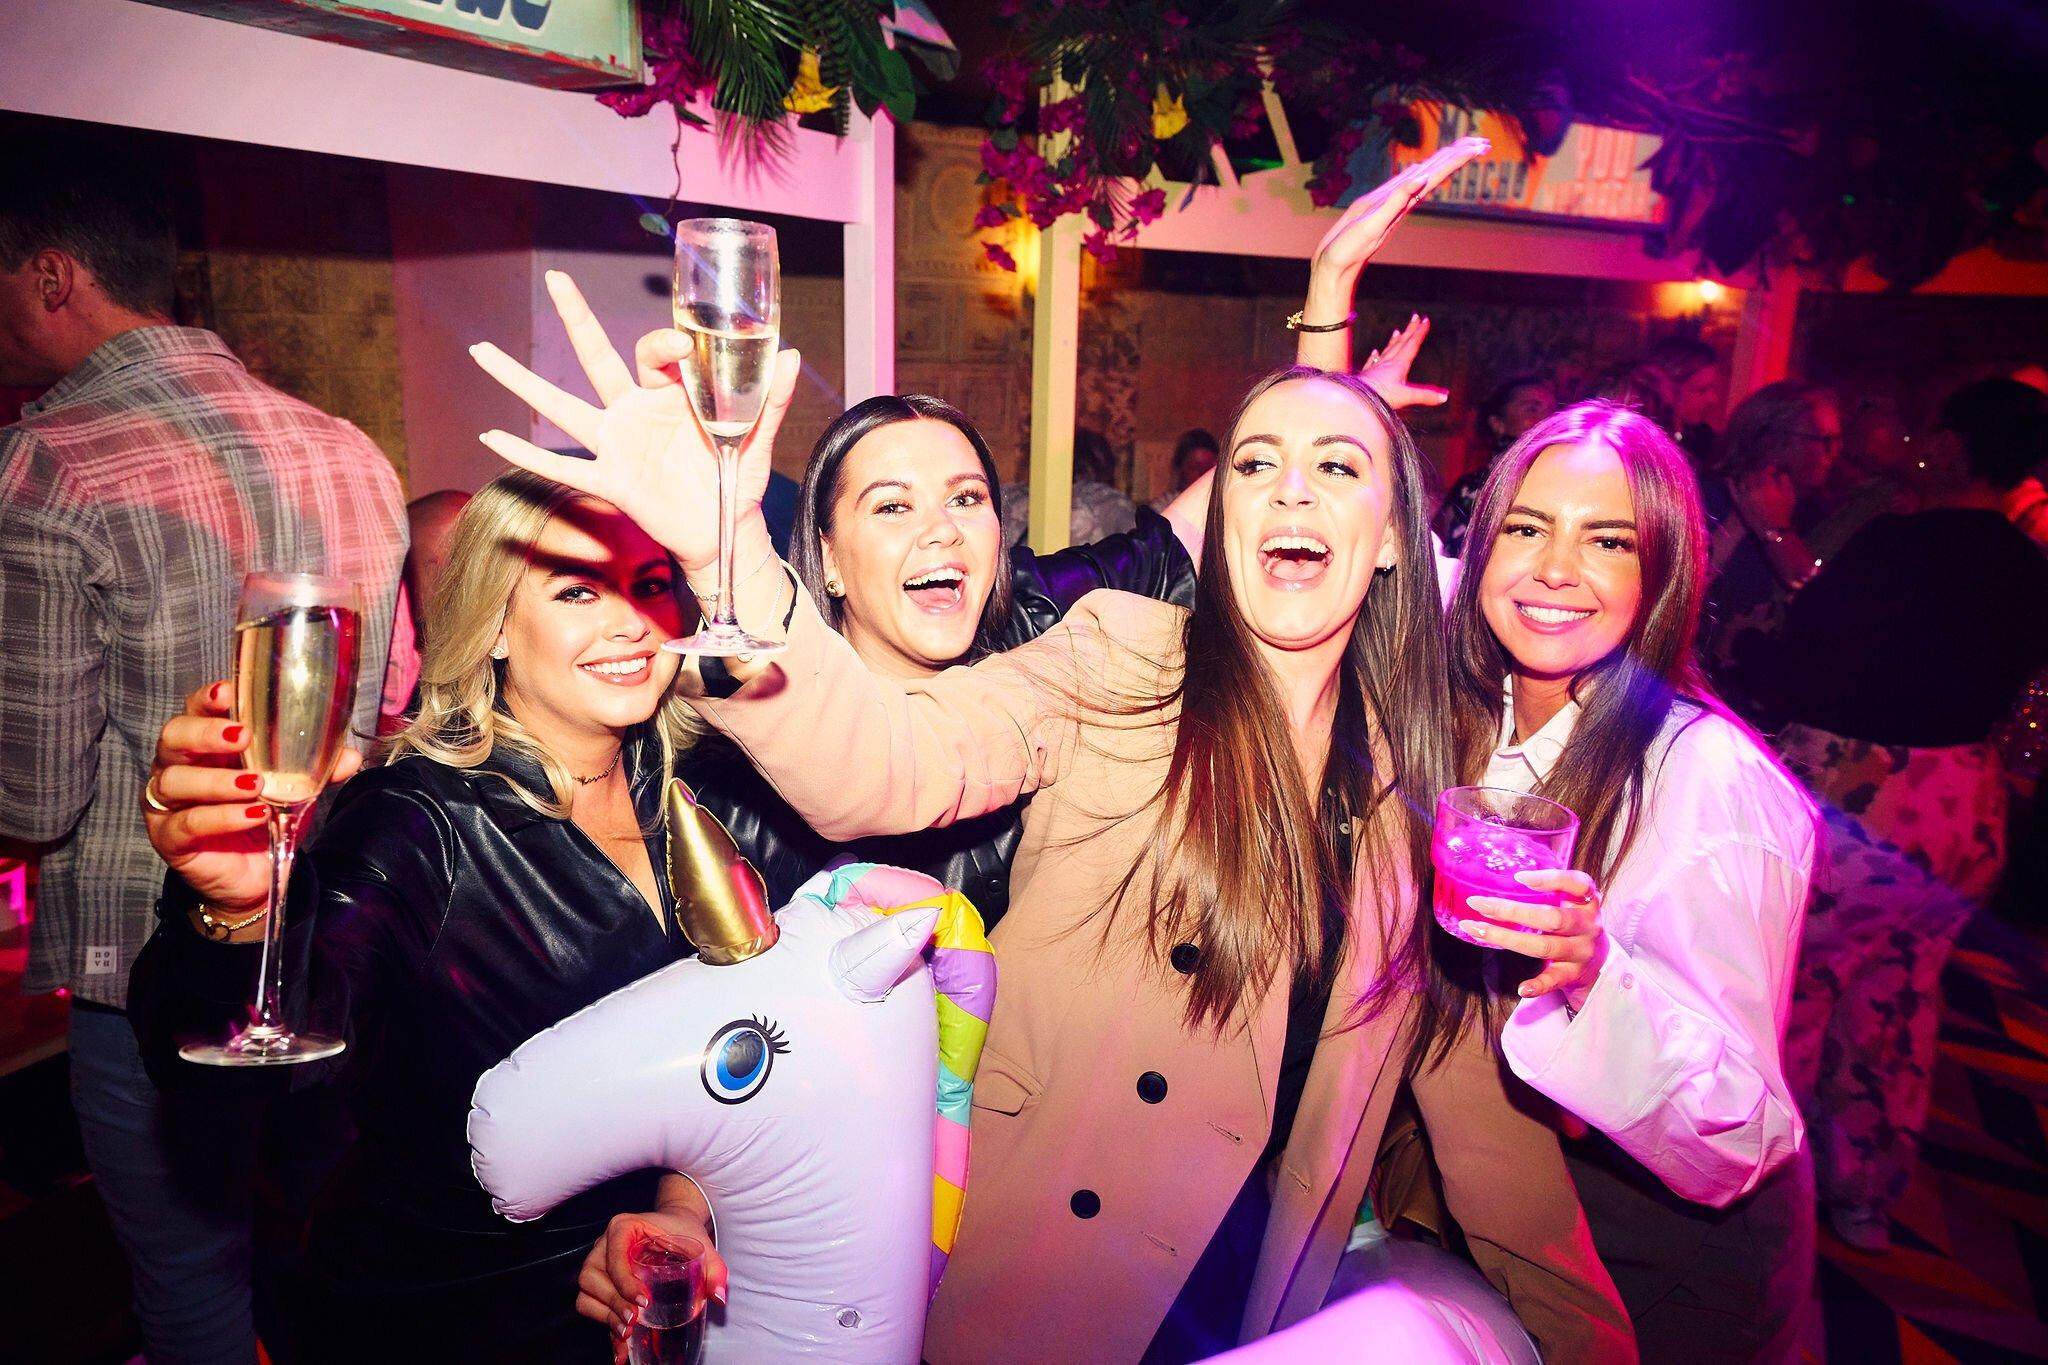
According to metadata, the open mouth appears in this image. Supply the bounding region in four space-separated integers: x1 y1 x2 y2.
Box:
580 654 653 685
904 565 968 614
1257 531 1332 590
1515 603 1595 627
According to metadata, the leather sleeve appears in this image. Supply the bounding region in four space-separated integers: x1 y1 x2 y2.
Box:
1005 506 1195 647
129 772 454 1095
1408 1022 1639 1364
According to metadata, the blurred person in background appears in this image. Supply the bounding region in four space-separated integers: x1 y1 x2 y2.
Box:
379 488 471 733
1635 335 1726 470
1003 425 1138 549
1433 374 1558 557
0 128 405 1365
1150 426 1219 512
1765 377 2048 1252
1809 396 1922 561
1698 380 1842 722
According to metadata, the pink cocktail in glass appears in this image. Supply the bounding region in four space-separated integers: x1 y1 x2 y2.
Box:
1430 786 1579 949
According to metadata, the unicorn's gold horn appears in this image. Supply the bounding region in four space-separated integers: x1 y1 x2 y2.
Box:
665 778 777 965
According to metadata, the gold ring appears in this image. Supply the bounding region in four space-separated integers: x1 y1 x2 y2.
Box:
142 777 172 815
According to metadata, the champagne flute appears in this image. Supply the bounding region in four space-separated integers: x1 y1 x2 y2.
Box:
666 216 785 658
181 571 361 1066
626 1234 709 1365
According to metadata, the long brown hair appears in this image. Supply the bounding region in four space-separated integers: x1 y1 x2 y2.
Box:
1111 368 1454 1037
1445 402 1720 890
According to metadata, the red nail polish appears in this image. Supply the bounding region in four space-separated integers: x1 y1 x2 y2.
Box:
235 773 260 791
245 805 267 819
222 725 244 743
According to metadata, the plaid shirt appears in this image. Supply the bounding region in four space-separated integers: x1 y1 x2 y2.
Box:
0 327 406 1006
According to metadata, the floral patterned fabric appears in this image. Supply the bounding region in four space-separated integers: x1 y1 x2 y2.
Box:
1778 722 2008 1219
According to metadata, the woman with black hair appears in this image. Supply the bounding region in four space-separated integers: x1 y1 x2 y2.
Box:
681 391 1198 927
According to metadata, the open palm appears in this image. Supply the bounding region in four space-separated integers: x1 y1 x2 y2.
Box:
470 270 799 573
1311 135 1491 282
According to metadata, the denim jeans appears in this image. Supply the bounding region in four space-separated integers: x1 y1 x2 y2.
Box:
67 1002 258 1365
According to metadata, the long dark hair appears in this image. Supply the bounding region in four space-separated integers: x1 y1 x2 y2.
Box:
789 394 1014 659
1109 367 1455 1042
1445 402 1718 893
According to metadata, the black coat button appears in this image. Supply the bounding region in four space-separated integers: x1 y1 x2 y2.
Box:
1137 1071 1167 1103
1170 943 1200 974
1070 1189 1101 1219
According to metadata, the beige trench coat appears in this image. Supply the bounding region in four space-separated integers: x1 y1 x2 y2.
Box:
695 589 1634 1365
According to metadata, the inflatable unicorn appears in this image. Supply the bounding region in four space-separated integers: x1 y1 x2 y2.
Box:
467 781 993 1364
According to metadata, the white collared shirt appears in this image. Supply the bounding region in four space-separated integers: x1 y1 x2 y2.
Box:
1492 683 1816 1208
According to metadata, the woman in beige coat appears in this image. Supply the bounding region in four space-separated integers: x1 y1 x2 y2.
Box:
474 312 1634 1363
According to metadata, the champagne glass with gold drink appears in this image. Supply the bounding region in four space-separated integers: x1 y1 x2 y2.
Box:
666 216 785 657
182 571 361 1066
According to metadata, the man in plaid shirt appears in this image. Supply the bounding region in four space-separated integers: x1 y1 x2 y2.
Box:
0 134 405 1363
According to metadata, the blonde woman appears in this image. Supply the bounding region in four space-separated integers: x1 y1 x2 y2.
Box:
127 467 743 1364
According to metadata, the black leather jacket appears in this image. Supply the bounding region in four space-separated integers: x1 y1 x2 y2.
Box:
129 741 677 1362
682 507 1196 924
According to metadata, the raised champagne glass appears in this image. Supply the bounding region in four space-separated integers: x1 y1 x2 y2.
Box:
665 216 785 657
182 571 361 1066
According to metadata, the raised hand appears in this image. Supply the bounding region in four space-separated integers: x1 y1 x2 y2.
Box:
1307 136 1490 301
143 681 364 917
579 1205 727 1363
1358 314 1449 410
1297 136 1488 370
469 270 801 575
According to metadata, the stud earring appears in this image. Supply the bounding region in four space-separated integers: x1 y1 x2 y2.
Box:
825 579 844 597
490 643 509 659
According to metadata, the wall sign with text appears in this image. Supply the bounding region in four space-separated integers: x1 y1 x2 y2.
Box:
140 0 641 89
1377 104 1667 230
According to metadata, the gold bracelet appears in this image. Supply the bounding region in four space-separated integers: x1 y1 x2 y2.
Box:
197 904 269 941
1286 309 1357 333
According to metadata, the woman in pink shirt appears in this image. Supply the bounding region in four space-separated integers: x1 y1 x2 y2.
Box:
1433 402 1818 1361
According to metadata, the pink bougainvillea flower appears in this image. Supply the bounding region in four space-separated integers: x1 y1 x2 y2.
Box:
973 204 1010 229
1039 97 1086 137
1082 232 1118 262
984 241 1018 272
1130 187 1167 225
1307 169 1353 208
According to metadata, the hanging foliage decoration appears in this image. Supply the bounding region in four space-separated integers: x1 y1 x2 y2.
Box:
600 1 955 138
973 0 1503 270
1612 51 2048 290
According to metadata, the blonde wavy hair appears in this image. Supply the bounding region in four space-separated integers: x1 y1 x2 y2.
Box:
383 468 697 818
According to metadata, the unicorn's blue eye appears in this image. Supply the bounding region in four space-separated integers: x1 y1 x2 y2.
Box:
701 1016 788 1104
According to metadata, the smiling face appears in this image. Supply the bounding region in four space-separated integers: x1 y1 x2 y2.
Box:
497 498 686 741
1220 378 1400 657
820 418 1002 677
1478 441 1644 686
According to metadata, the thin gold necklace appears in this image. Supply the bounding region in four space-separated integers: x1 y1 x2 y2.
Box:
572 748 623 785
